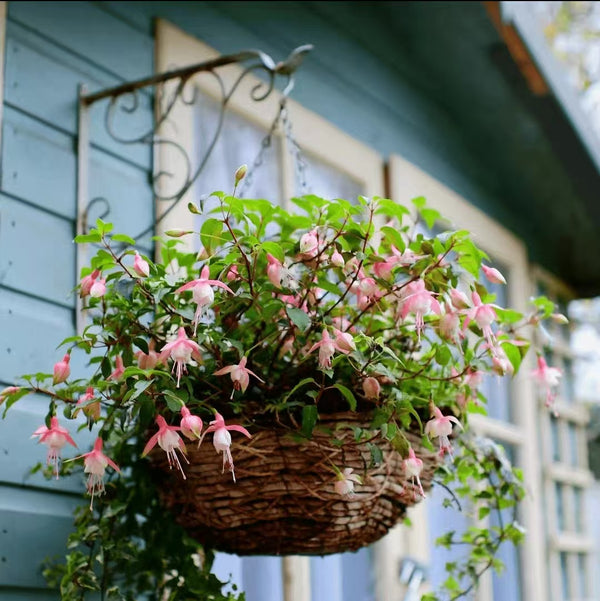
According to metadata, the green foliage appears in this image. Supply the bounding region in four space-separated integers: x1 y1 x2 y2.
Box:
2 191 557 600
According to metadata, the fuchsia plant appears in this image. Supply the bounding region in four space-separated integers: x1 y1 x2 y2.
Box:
0 185 566 601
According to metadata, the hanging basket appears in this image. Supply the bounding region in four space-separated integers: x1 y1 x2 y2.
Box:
151 411 441 556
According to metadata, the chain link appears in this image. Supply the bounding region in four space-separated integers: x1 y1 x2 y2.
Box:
238 98 309 198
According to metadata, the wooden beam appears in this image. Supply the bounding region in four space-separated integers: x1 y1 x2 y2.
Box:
484 1 549 96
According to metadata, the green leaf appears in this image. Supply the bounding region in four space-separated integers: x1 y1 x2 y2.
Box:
261 241 285 263
367 442 383 466
281 378 317 405
332 383 357 411
200 218 225 253
96 218 113 234
301 405 318 438
111 233 136 245
420 207 441 230
74 232 102 244
435 345 452 366
133 338 149 355
164 389 185 412
495 307 523 324
130 379 153 401
380 225 406 253
412 196 426 209
286 306 311 331
501 341 528 374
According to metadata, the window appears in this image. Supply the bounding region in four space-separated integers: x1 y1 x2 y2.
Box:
155 19 384 601
534 268 594 601
386 154 547 601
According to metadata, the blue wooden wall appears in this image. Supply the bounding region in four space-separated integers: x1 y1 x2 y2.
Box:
0 1 531 597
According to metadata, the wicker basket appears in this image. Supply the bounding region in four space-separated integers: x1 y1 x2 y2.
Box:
152 412 440 556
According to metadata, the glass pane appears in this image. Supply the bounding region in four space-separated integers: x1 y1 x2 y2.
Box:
491 444 522 601
193 92 283 209
573 487 584 533
560 357 575 403
568 423 579 466
482 371 512 422
342 548 375 601
427 482 471 592
550 414 561 462
242 556 284 601
295 152 364 201
311 555 343 601
555 482 566 531
560 552 569 601
578 553 588 598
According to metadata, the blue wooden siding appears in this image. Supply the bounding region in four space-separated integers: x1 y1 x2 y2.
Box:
0 1 538 597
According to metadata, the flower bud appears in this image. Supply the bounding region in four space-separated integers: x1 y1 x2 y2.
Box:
90 278 106 298
165 229 193 238
133 252 150 278
482 265 506 285
0 386 20 405
449 288 470 310
53 354 71 385
187 202 201 214
331 250 345 268
80 269 100 298
235 164 248 183
551 313 569 325
362 377 381 400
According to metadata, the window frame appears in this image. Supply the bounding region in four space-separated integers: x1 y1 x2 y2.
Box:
386 154 547 601
154 18 383 253
533 265 594 601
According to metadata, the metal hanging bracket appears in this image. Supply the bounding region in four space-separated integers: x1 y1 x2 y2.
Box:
75 43 313 332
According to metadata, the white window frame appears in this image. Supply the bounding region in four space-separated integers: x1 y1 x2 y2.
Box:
384 154 547 601
154 19 383 252
155 19 385 601
533 266 594 601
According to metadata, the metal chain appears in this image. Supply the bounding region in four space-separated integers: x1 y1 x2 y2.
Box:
281 100 309 196
238 97 310 198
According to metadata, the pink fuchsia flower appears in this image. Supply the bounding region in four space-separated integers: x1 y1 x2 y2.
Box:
438 307 460 342
136 340 163 370
0 386 20 405
90 278 106 298
200 412 251 482
424 407 462 457
226 264 240 282
161 327 201 387
531 356 562 410
32 417 77 479
133 252 150 277
299 229 319 257
53 353 71 385
482 264 506 285
180 405 203 440
213 356 264 397
80 269 100 298
403 447 425 498
176 265 234 334
307 330 351 369
334 467 362 497
142 415 188 478
266 253 284 288
333 329 356 353
107 356 125 381
70 438 120 510
330 249 345 268
463 291 497 347
449 288 470 310
400 280 442 339
362 377 381 400
76 387 100 423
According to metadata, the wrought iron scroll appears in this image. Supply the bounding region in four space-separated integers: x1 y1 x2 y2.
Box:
76 43 312 332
